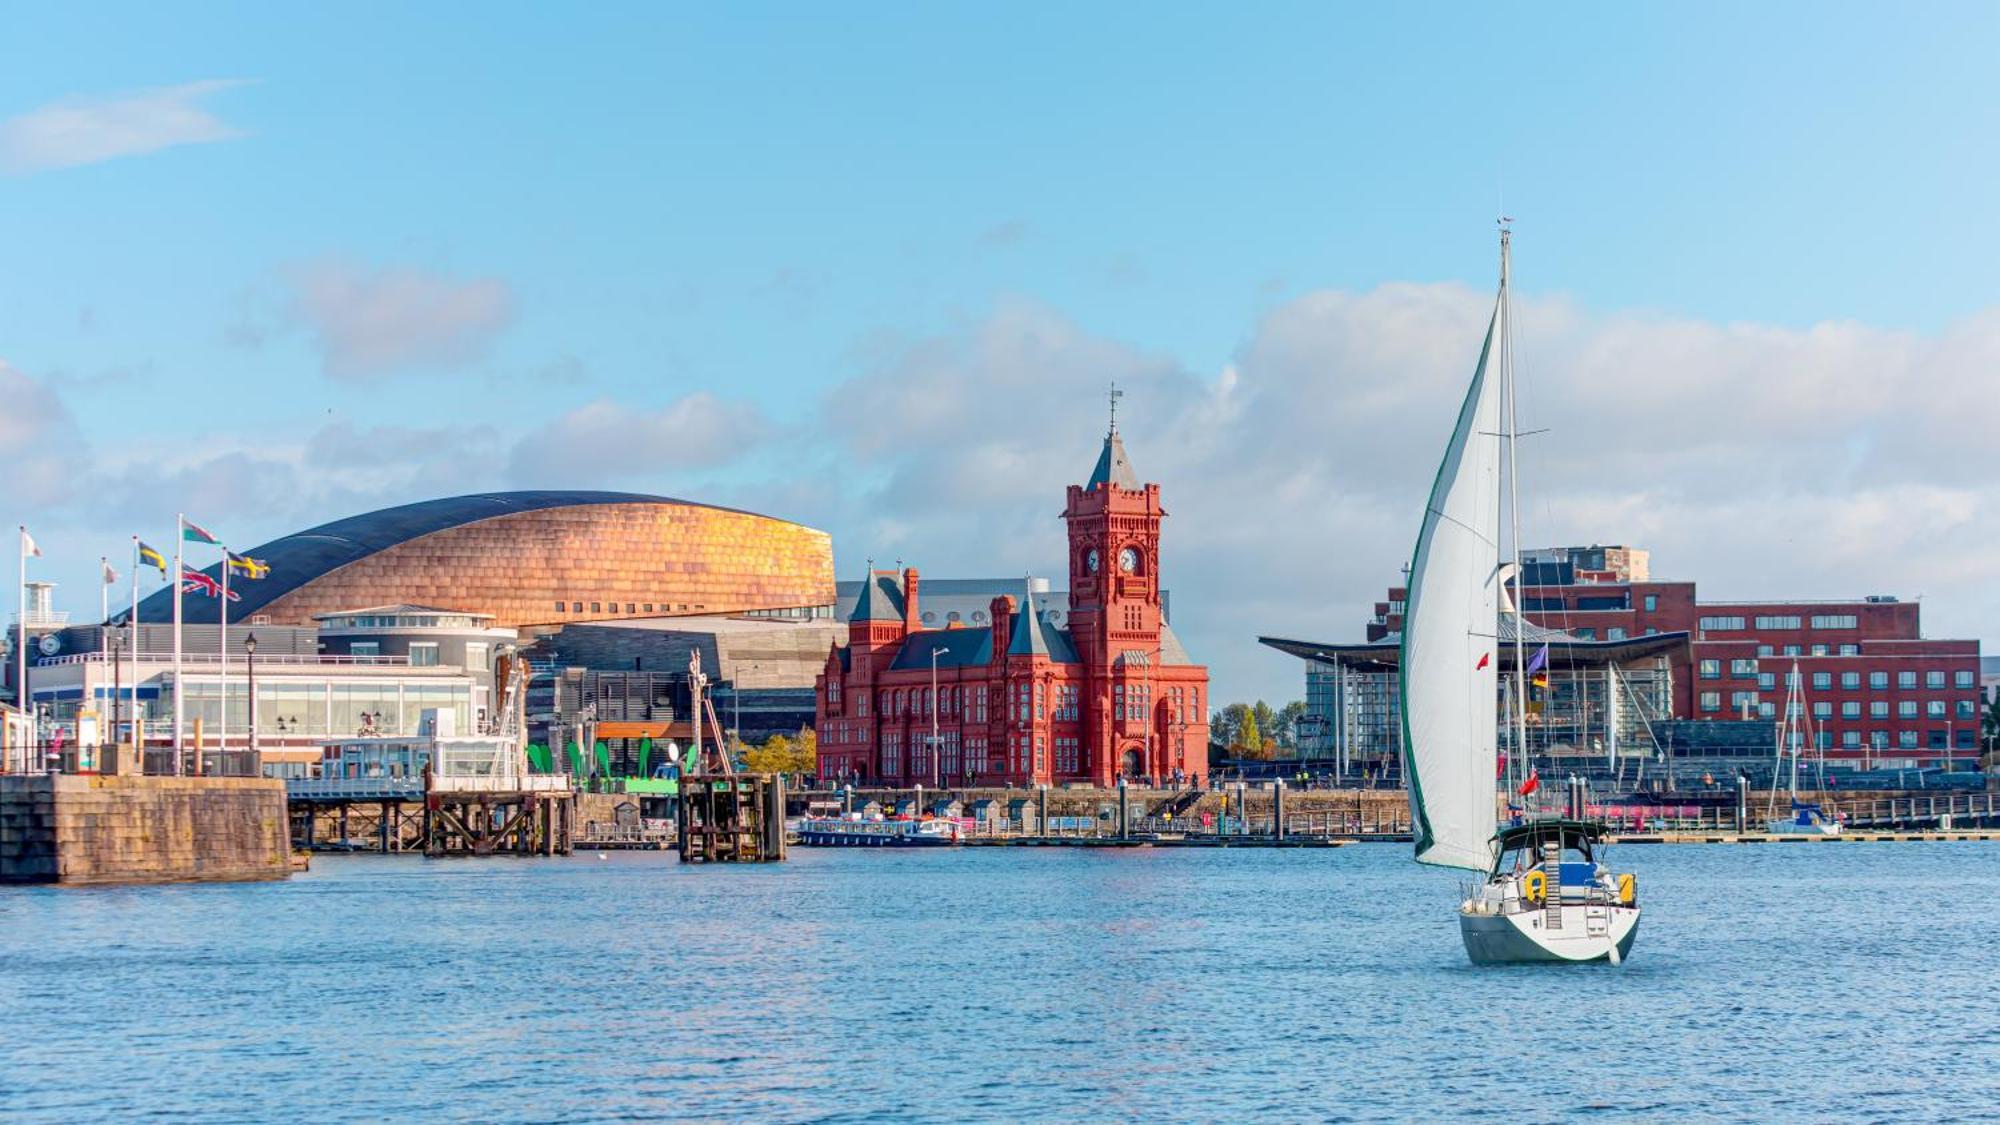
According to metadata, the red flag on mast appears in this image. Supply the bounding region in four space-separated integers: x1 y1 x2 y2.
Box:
1517 769 1540 797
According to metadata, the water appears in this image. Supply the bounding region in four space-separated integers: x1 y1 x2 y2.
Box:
3 843 1998 1122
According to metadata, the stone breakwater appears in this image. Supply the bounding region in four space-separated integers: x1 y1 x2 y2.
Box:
0 775 292 885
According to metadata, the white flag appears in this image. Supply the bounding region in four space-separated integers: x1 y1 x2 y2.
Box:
19 527 39 559
102 559 118 585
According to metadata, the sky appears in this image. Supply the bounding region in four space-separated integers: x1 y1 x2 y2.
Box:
3 3 1997 705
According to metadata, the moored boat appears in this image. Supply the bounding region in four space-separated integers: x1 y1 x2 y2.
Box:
796 815 965 847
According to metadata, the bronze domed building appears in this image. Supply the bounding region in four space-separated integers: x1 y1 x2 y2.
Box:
138 491 834 628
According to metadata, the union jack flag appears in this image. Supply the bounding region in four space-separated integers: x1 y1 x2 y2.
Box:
181 571 240 601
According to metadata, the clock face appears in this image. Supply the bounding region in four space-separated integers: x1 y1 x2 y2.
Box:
1085 548 1100 573
1118 547 1140 574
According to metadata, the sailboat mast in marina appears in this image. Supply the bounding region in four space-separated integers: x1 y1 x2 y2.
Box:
1397 224 1642 964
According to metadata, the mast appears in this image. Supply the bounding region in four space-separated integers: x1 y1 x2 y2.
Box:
1500 222 1530 807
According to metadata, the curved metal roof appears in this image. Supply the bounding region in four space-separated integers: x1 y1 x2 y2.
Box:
135 491 782 624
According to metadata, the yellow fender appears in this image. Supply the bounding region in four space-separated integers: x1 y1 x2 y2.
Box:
1522 869 1547 905
1617 873 1636 905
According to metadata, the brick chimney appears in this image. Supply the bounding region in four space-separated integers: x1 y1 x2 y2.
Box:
902 567 921 633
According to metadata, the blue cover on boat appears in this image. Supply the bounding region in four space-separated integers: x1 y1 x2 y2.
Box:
1559 862 1596 886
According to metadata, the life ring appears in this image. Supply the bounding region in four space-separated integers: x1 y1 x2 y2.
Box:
1522 869 1547 904
1617 873 1636 906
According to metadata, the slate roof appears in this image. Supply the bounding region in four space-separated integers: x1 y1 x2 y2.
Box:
849 568 905 623
1007 587 1081 663
1088 430 1140 490
888 627 995 670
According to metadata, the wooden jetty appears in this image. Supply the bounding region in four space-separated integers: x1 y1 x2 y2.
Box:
675 651 786 864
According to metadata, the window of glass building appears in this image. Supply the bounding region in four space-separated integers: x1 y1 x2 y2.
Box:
351 642 380 659
408 643 440 667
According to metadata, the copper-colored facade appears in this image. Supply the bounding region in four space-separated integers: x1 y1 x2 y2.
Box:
193 499 833 629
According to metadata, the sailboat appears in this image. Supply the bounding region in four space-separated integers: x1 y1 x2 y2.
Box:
1398 223 1641 965
1766 660 1841 835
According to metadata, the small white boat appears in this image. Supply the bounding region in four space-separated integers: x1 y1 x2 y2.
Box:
1460 819 1640 964
1765 660 1842 836
1767 800 1841 836
796 815 964 847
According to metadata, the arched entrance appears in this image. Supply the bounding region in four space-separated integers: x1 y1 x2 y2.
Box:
1120 747 1143 779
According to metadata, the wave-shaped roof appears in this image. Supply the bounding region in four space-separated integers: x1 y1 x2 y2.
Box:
135 491 777 624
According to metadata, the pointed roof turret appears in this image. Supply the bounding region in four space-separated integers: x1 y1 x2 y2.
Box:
1008 583 1050 657
849 560 901 623
1087 382 1139 490
1007 581 1081 662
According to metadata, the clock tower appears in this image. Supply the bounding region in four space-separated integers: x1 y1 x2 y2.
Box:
1064 389 1165 674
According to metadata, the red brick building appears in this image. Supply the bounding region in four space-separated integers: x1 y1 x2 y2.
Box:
814 426 1210 786
1365 544 1983 764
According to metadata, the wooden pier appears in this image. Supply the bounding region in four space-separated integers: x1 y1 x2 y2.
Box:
674 651 786 864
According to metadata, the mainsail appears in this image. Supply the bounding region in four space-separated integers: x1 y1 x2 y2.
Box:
1398 287 1504 871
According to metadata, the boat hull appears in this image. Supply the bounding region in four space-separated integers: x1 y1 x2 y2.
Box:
1460 904 1640 964
796 831 960 848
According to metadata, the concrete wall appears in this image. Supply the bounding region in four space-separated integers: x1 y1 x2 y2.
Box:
0 775 291 885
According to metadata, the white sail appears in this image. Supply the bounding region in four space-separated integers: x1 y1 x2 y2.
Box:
1398 294 1504 871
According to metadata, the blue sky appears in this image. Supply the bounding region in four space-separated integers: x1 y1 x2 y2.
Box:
4 3 1997 702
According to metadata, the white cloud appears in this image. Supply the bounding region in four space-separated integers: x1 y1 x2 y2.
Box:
508 393 769 485
0 80 248 175
284 260 516 379
797 289 2000 704
0 361 88 507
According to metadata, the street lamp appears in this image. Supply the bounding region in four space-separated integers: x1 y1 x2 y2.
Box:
245 633 259 766
929 648 942 789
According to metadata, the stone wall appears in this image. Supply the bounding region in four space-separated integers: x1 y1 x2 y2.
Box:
0 775 292 885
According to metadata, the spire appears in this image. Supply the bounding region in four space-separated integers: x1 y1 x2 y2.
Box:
1087 382 1139 490
1007 580 1051 657
849 559 899 623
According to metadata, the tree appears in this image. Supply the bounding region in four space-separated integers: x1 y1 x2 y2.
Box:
744 731 817 778
1983 697 2000 759
1273 701 1307 749
1239 708 1264 757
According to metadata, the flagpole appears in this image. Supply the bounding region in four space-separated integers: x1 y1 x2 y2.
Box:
219 547 229 760
14 527 26 775
130 537 141 769
173 515 184 775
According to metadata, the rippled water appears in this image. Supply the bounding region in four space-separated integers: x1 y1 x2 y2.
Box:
4 842 1998 1122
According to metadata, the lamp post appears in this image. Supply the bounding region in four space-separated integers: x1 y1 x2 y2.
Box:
245 633 260 767
930 648 942 789
111 627 124 774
